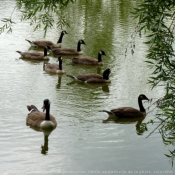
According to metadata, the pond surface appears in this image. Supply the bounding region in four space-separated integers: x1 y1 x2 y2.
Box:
0 0 174 174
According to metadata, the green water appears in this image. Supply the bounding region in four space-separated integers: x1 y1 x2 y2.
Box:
0 0 173 174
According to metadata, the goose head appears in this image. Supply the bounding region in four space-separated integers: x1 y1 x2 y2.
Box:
62 30 68 35
138 94 149 101
42 99 50 112
79 39 86 45
99 50 106 56
103 69 111 80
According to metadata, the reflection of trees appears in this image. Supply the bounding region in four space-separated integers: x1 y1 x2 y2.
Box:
66 0 140 58
159 121 175 166
129 0 175 166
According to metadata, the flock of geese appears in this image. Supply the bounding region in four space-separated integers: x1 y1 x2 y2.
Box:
16 30 149 131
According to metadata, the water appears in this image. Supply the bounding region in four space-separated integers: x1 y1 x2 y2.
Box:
0 0 173 174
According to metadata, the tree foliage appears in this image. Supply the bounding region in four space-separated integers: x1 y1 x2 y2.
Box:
133 0 175 166
0 0 75 36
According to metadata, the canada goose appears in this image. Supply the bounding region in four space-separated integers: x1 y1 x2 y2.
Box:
16 47 49 60
44 56 66 74
67 68 111 83
101 94 149 118
25 30 68 48
71 50 106 65
26 99 57 129
47 39 86 55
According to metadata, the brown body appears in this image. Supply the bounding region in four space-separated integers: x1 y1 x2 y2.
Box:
47 39 86 55
26 110 57 128
71 50 106 65
25 30 68 49
16 48 49 60
103 107 146 118
51 48 83 55
71 57 103 65
67 68 111 83
44 56 66 74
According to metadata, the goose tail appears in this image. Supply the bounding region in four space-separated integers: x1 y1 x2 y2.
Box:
66 74 77 80
25 39 32 44
99 110 113 115
16 51 22 54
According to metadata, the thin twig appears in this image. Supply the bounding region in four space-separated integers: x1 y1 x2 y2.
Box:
146 118 167 138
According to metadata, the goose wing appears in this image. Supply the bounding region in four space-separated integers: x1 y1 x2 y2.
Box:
76 74 103 82
27 105 39 112
32 40 54 47
52 48 77 55
71 57 98 64
26 112 57 127
111 107 145 118
45 63 59 69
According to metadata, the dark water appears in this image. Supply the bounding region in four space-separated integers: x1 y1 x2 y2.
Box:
0 0 173 174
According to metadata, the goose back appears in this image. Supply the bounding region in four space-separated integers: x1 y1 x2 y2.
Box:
44 56 65 73
47 39 86 55
71 57 101 65
16 48 49 60
25 30 68 48
71 50 106 65
26 111 57 128
67 68 111 83
111 107 146 118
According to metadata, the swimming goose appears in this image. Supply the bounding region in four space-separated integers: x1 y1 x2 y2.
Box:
67 68 111 83
47 39 86 55
101 94 149 118
16 47 49 60
26 99 57 129
71 50 106 65
25 30 68 48
44 56 66 74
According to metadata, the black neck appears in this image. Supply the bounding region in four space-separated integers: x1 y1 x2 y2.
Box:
57 32 64 43
98 53 102 62
77 42 81 52
138 98 145 112
59 59 62 70
44 48 47 57
45 105 50 120
41 135 49 154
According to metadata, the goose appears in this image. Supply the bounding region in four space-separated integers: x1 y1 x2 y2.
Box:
44 56 66 74
101 94 149 118
25 30 68 48
26 99 57 129
16 47 49 60
67 68 111 83
71 50 106 65
47 39 86 55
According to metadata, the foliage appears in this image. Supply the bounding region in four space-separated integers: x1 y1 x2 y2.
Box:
0 0 75 36
132 0 175 165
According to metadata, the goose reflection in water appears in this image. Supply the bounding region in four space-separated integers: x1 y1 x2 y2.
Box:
102 116 147 135
67 80 110 93
56 75 63 89
27 126 54 155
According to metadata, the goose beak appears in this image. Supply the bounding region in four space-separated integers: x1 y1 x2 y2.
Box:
42 106 46 112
